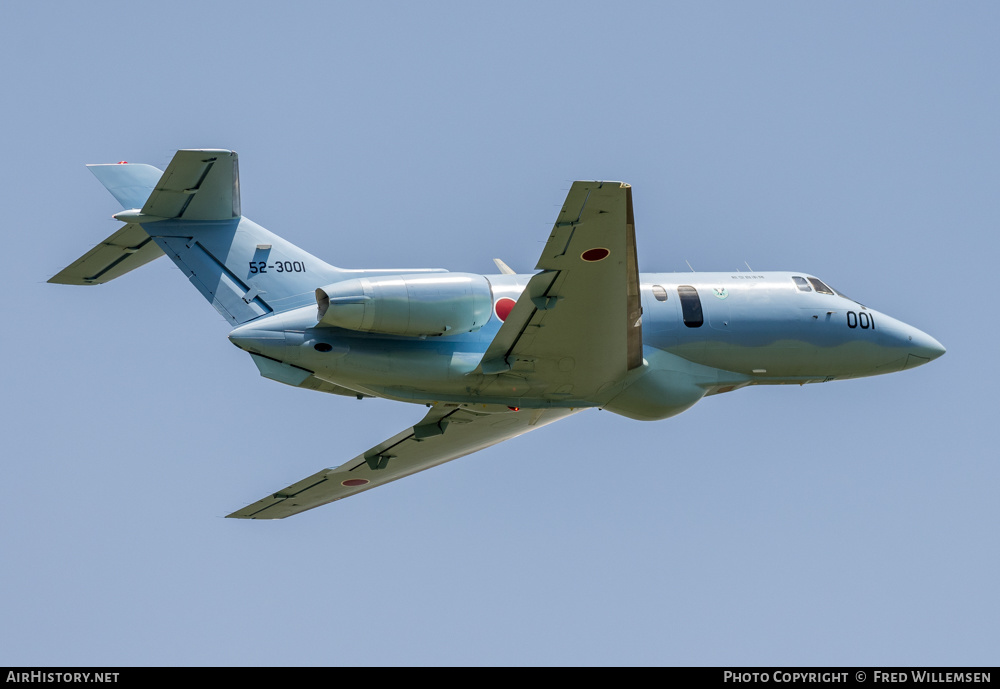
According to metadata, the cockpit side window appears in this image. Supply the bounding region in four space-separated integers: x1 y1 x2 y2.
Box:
808 277 835 295
792 276 812 292
651 285 668 301
678 285 703 327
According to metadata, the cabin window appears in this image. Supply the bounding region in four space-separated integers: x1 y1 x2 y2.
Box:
792 276 812 292
808 277 835 295
651 285 668 301
678 285 703 328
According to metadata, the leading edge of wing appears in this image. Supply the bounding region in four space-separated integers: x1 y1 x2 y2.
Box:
227 405 579 519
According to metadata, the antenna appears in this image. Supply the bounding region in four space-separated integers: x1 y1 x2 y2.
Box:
492 258 515 275
745 261 754 272
685 260 695 272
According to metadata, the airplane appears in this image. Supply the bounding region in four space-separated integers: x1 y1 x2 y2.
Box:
50 149 946 519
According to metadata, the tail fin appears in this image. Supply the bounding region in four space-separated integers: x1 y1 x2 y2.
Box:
52 149 342 325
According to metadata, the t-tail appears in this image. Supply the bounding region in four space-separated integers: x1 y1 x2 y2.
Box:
50 149 437 326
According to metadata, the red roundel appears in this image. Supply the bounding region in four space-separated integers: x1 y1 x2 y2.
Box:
342 479 369 487
581 248 610 262
495 297 516 321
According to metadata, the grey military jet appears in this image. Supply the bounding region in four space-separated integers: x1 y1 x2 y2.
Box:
50 150 945 518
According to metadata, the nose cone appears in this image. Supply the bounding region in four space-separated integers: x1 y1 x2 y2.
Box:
910 329 946 360
901 326 945 369
870 311 945 373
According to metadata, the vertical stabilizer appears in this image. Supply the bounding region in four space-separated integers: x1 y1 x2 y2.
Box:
148 216 340 324
132 150 340 324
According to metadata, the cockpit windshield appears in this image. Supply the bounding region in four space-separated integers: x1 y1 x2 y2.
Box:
792 276 865 307
807 277 835 295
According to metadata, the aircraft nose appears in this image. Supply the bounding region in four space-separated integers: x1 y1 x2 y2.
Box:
871 312 945 372
898 326 945 369
909 328 946 361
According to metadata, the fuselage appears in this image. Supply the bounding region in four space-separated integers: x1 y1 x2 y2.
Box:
228 270 945 419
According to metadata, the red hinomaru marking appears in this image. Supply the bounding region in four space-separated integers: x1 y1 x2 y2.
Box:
495 297 516 321
342 479 369 487
581 247 610 262
117 161 128 164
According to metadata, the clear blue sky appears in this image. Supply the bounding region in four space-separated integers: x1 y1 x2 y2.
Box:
2 1 996 666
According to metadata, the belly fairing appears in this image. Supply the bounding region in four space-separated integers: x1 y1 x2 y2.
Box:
602 348 748 421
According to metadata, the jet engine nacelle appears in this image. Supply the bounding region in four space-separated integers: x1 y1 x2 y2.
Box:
315 273 493 337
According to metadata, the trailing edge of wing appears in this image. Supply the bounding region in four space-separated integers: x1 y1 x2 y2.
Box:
227 405 579 519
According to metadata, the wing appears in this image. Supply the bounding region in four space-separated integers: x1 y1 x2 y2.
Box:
478 181 642 402
227 405 579 519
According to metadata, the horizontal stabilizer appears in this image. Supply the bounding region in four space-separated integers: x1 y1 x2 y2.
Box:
87 163 163 209
142 149 240 221
48 223 164 285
